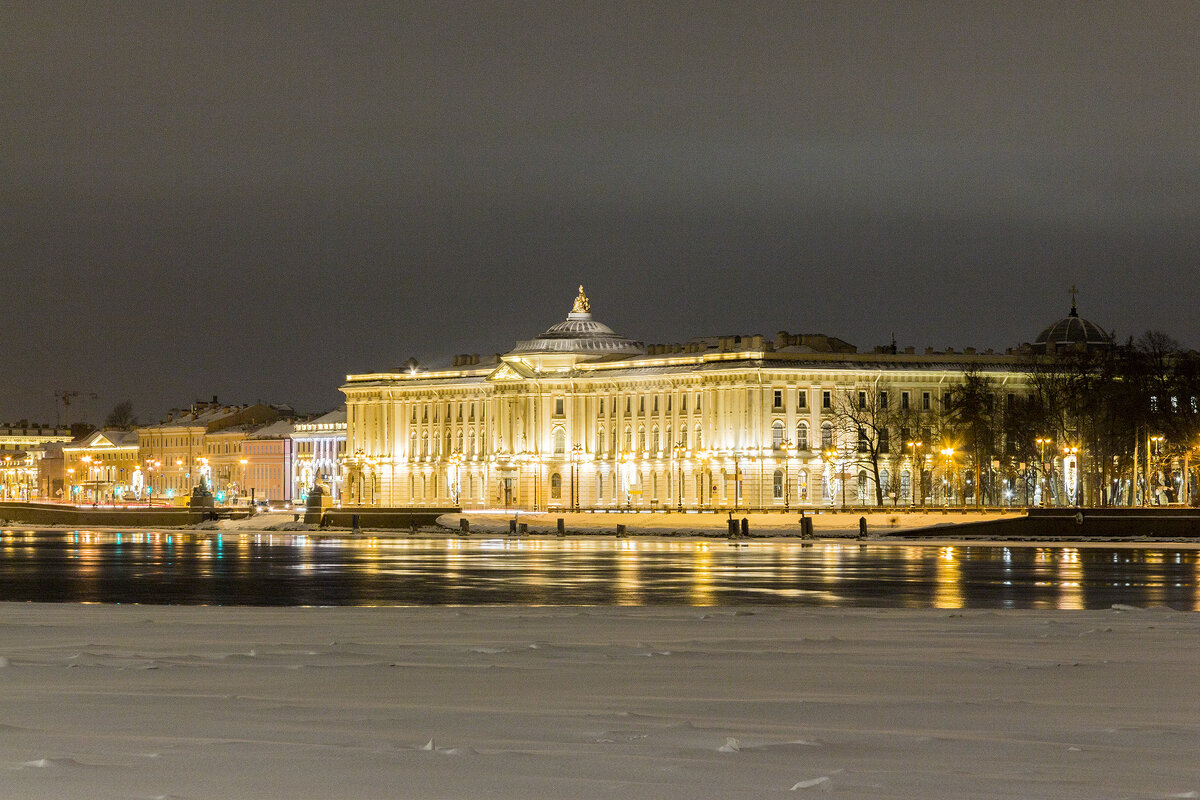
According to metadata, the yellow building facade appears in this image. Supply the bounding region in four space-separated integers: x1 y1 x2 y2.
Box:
341 288 1036 511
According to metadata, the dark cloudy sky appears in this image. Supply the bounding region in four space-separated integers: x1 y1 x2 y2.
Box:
4 2 1199 425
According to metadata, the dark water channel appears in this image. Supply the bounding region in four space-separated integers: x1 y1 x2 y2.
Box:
1 529 1198 608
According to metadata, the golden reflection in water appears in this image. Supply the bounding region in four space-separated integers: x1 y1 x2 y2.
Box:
933 546 963 609
1143 550 1166 607
1029 548 1054 610
1057 548 1083 610
690 542 715 606
615 539 641 605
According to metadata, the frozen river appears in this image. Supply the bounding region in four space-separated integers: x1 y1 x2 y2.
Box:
2 529 1198 608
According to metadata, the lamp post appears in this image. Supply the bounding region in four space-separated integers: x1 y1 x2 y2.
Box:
448 452 463 506
906 440 922 508
672 441 685 512
1035 436 1050 506
1148 435 1164 506
940 447 954 506
780 438 793 511
570 444 582 512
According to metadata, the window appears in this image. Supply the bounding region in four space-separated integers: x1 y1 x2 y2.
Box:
667 395 672 412
772 419 784 449
653 396 658 413
665 425 672 451
554 397 564 416
797 390 807 409
857 470 869 503
879 428 889 454
821 422 833 449
455 429 463 452
553 427 566 455
695 425 703 449
857 426 869 452
467 429 476 456
901 391 910 410
682 394 688 412
773 469 784 500
651 425 660 452
597 427 606 455
822 390 832 409
796 422 809 451
624 426 632 451
901 470 911 501
772 390 783 410
598 398 604 416
638 426 646 452
798 471 808 501
922 392 931 410
695 394 701 412
639 396 645 413
550 473 562 499
879 391 888 409
680 427 688 448
626 397 631 414
858 390 867 409
943 392 952 408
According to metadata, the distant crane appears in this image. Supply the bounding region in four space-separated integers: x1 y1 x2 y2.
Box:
55 390 97 430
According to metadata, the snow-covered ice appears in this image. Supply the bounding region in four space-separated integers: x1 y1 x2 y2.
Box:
1 603 1198 798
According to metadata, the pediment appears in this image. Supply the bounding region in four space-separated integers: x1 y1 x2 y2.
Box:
486 361 534 382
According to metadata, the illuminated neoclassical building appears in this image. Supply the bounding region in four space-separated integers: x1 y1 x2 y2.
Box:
339 287 1062 511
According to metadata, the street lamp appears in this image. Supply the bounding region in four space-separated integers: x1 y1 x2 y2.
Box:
672 441 685 511
1148 435 1165 506
940 447 954 506
780 438 793 511
570 444 583 512
906 440 922 508
1035 436 1051 506
448 452 463 506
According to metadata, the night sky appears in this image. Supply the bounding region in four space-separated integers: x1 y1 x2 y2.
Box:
4 3 1199 426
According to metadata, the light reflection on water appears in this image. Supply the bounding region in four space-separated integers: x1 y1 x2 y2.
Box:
0 529 1199 609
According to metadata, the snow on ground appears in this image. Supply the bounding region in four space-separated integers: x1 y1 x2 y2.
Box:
2 604 1198 799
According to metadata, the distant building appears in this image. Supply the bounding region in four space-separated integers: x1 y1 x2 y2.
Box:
63 430 140 503
136 398 287 501
289 408 346 502
340 287 1061 510
244 420 296 505
0 422 71 500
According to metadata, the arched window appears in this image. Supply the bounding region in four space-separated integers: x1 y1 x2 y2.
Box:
901 469 912 502
771 419 784 449
624 425 633 451
796 422 809 451
420 432 429 458
695 425 703 450
857 469 869 503
651 425 660 453
467 429 476 456
773 468 784 499
680 426 688 448
455 428 463 452
596 474 603 500
597 427 605 456
553 427 566 455
444 432 451 456
665 425 672 451
638 426 646 452
409 431 417 460
550 472 562 499
821 422 834 450
880 469 890 503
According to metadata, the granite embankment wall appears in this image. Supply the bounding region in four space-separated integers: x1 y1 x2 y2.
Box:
0 502 207 528
310 506 460 529
890 507 1200 538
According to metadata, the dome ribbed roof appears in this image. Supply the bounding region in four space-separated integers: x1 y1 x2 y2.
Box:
1033 302 1112 352
507 286 644 358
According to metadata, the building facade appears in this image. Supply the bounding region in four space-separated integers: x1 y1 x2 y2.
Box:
244 420 295 505
63 430 140 502
290 408 346 502
341 287 1066 511
0 423 72 501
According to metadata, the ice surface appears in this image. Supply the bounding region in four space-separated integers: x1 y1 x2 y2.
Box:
0 604 1197 799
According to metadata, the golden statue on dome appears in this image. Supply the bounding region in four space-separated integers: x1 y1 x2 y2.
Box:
572 284 591 313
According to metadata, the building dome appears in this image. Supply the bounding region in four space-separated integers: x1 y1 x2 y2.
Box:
1032 299 1113 353
506 286 644 367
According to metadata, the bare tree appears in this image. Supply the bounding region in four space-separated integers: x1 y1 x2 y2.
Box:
104 400 137 430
